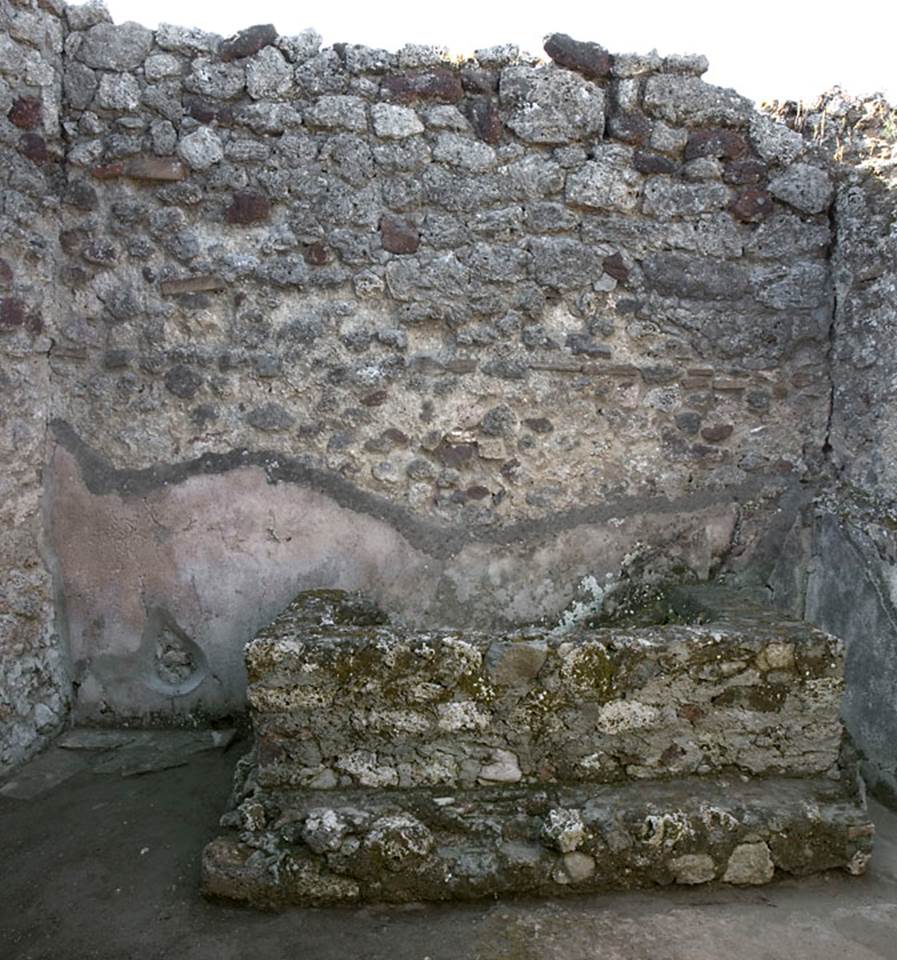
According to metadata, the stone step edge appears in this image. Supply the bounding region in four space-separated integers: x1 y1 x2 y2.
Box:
201 774 873 908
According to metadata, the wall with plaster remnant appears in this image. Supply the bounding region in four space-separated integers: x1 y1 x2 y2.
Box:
762 93 897 803
0 0 70 770
1 0 893 782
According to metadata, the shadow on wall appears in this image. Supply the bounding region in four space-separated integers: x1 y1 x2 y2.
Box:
804 514 897 805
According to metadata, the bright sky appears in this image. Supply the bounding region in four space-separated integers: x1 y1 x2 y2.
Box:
105 0 896 105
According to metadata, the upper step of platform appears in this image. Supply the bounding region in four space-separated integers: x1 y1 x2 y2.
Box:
246 587 847 791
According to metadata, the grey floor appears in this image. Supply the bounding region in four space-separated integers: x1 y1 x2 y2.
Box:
2 734 896 960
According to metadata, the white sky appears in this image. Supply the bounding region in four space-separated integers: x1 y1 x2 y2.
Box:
105 0 896 105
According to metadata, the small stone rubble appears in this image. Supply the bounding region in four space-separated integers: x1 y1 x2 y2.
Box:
202 588 873 906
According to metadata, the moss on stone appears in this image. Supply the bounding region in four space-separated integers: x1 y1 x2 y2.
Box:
587 583 712 629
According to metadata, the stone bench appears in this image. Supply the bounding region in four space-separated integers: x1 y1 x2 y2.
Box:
202 588 873 906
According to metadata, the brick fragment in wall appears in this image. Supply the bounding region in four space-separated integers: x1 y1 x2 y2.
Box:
20 134 48 163
732 189 774 222
685 128 749 161
160 276 226 295
633 150 678 174
724 158 768 186
467 97 503 144
0 298 27 329
8 97 42 130
607 112 653 146
382 69 464 103
91 158 188 181
304 242 333 265
380 216 420 254
225 192 271 224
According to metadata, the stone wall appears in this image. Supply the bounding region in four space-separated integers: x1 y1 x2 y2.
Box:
764 93 897 802
0 0 70 771
37 12 839 727
3 3 889 769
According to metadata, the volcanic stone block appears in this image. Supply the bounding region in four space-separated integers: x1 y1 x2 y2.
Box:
543 34 613 80
500 66 605 143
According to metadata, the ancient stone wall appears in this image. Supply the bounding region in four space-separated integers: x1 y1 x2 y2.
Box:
2 2 880 766
0 0 70 771
764 93 897 802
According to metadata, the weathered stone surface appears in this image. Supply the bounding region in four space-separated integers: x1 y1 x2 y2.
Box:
749 114 805 164
701 423 734 443
530 236 601 289
19 133 48 163
305 95 367 131
607 111 652 146
752 261 829 310
380 215 420 253
685 128 748 160
95 72 140 111
670 853 716 885
732 188 773 222
768 163 834 214
225 191 271 224
199 582 871 906
500 66 605 143
1 297 27 328
0 10 877 799
203 774 871 906
124 157 187 180
155 23 221 54
382 69 463 103
244 588 847 791
467 96 503 143
164 365 202 399
642 178 732 217
432 132 495 172
643 75 752 126
219 24 278 62
723 842 775 885
664 53 709 75
76 22 153 70
633 150 678 174
543 33 612 80
159 275 225 295
478 750 522 783
246 403 294 432
8 96 42 129
566 145 641 212
644 252 748 299
371 102 424 138
177 126 223 170
246 46 293 100
186 57 245 99
144 52 181 83
63 61 98 110
724 158 768 186
66 0 112 31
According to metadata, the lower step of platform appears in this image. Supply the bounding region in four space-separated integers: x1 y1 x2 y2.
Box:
202 774 873 907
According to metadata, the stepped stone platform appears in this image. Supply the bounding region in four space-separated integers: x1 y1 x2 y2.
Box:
202 588 874 907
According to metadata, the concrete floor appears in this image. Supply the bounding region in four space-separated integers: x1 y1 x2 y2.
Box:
2 737 897 960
